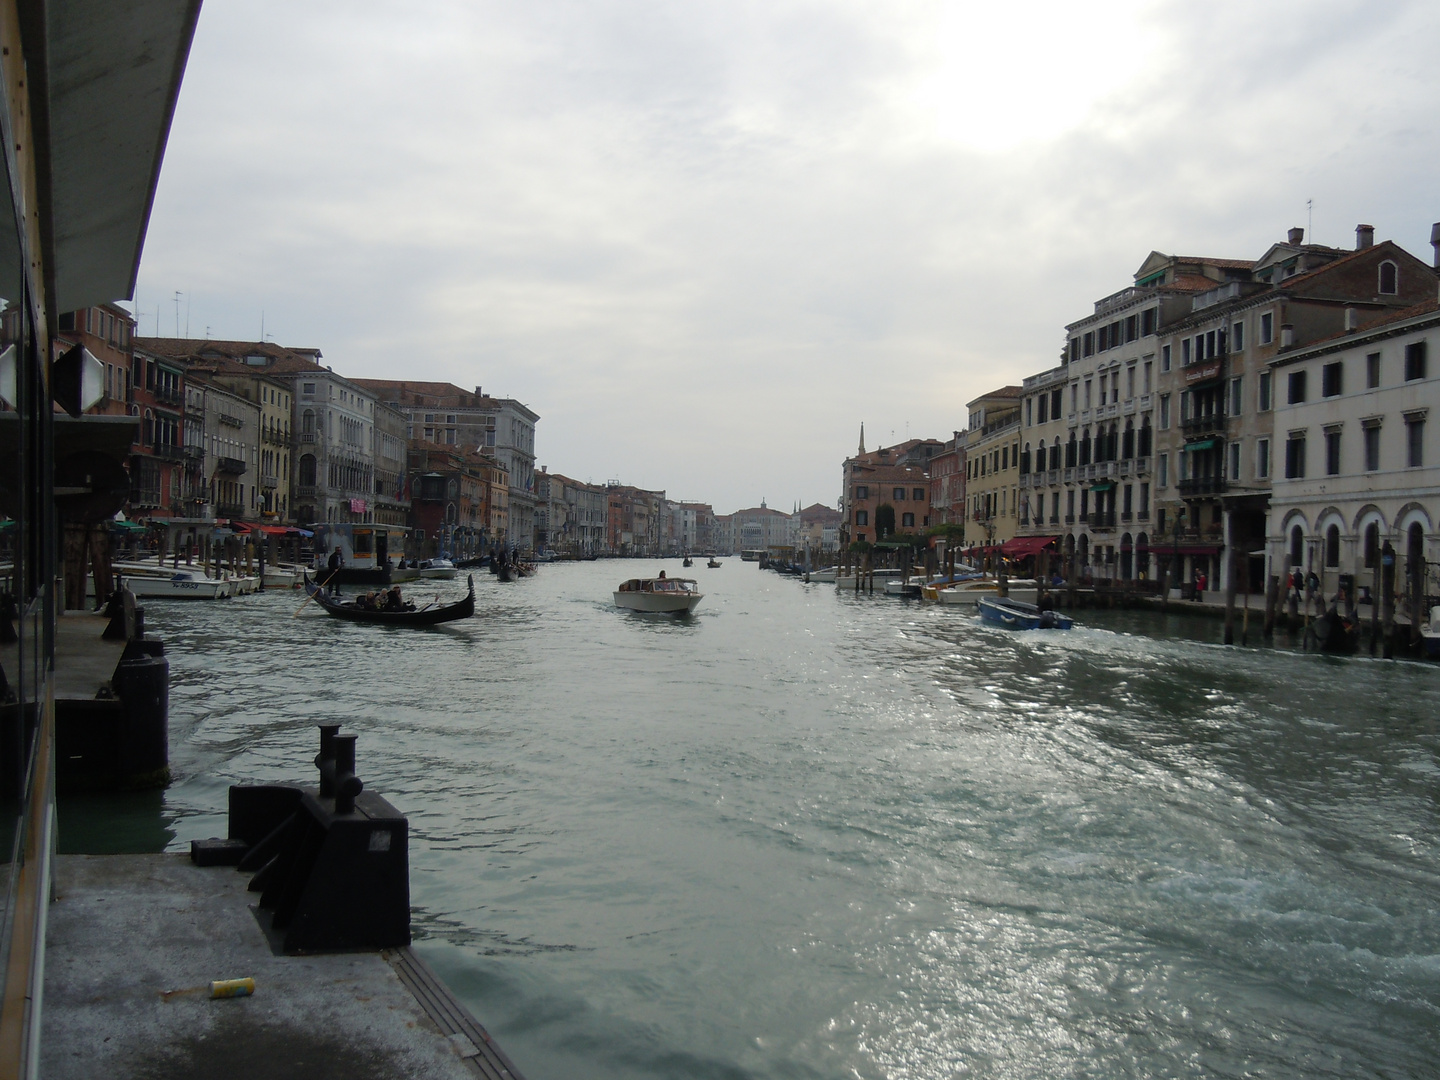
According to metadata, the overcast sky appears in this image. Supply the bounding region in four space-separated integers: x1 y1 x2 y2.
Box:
133 0 1440 514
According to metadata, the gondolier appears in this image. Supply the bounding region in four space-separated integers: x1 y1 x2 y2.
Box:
327 545 344 593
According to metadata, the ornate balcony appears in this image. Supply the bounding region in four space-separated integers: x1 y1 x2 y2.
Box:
216 456 247 475
1182 411 1226 436
1179 476 1227 497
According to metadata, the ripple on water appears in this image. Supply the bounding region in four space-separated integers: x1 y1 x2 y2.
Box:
102 564 1440 1080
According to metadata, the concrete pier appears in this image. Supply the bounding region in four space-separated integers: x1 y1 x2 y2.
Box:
42 854 522 1079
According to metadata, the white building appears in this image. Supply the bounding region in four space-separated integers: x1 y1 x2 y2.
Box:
1267 296 1440 610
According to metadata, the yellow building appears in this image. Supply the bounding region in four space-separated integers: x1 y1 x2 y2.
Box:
963 387 1023 560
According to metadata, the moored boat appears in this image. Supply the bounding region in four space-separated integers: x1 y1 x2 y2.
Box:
104 567 231 599
416 557 458 580
302 572 475 625
614 576 703 614
977 595 1072 630
805 566 836 582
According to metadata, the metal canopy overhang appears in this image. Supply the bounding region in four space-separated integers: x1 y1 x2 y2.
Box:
0 0 201 314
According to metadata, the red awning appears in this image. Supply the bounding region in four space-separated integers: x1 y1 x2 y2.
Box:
1001 535 1059 557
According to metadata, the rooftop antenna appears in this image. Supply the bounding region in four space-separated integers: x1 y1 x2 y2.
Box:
260 310 265 343
185 293 191 337
172 290 182 337
1306 198 1313 244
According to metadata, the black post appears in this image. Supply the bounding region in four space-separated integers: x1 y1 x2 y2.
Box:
333 733 364 815
1382 541 1396 659
315 723 340 798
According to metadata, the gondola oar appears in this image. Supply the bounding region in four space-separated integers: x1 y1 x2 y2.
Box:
293 570 335 617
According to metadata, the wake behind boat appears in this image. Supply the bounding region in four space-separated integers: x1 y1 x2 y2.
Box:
614 575 703 614
977 595 1072 630
303 572 475 625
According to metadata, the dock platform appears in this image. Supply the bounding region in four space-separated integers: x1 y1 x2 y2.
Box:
42 854 523 1080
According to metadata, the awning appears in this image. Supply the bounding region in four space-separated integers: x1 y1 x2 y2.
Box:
1163 544 1222 556
1184 438 1218 452
1001 535 1059 557
1090 481 1114 493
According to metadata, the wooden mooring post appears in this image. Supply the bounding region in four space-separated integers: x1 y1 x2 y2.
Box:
1382 541 1396 659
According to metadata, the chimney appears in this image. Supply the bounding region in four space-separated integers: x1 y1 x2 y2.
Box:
1287 227 1304 245
1430 222 1440 269
1280 324 1295 348
1355 224 1374 250
474 385 483 396
1344 307 1357 332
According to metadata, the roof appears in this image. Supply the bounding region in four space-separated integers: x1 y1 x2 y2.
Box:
4 2 203 315
1269 297 1440 366
136 338 328 375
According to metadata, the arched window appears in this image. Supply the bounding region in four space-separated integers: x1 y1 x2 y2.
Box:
302 409 314 435
1066 433 1077 469
1363 522 1380 568
298 454 316 486
1290 524 1304 567
1139 417 1153 457
1021 442 1031 475
1325 524 1340 567
1080 429 1092 466
1122 419 1135 460
1379 261 1398 295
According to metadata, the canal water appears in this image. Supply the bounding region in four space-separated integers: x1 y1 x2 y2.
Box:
68 560 1440 1079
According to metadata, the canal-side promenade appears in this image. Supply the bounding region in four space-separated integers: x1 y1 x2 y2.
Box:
42 854 522 1079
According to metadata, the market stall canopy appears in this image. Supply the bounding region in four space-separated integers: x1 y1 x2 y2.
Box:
0 1 201 313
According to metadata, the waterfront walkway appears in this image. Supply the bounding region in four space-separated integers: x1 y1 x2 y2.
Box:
42 854 522 1080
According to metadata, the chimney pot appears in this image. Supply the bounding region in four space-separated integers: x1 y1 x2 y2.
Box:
1287 227 1305 245
1344 307 1357 332
1429 222 1440 270
1280 324 1295 348
1355 224 1374 250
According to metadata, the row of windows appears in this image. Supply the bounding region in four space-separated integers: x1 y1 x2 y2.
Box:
1286 342 1427 404
1019 484 1153 526
1070 308 1158 361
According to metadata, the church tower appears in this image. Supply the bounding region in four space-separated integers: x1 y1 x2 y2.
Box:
858 422 866 456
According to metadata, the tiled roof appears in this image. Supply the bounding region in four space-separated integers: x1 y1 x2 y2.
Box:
353 379 496 409
1172 257 1255 271
1278 297 1440 357
1165 273 1225 292
135 337 325 374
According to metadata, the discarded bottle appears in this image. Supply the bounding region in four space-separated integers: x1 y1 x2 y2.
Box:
209 977 255 999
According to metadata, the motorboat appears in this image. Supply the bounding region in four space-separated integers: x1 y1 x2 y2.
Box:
1422 606 1440 659
707 557 721 569
108 567 231 599
614 576 704 614
261 565 304 588
805 566 836 583
834 568 904 589
934 578 1039 606
683 556 694 568
883 577 924 598
416 557 458 581
977 595 1072 630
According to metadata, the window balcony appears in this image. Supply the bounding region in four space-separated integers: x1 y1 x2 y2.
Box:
153 443 185 461
1181 412 1227 436
216 501 246 519
1120 511 1133 523
293 484 317 498
1064 514 1075 524
216 456 247 475
261 473 279 490
1137 509 1150 521
298 431 317 443
263 429 289 446
154 386 183 408
1089 511 1117 530
1178 476 1227 497
1133 456 1150 475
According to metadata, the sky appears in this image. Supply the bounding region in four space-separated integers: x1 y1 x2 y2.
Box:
132 0 1440 515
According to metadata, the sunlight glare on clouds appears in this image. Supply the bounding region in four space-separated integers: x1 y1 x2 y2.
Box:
898 1 1160 152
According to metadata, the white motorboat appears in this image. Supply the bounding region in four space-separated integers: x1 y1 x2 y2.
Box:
835 568 904 589
806 566 837 583
614 576 704 614
934 578 1039 606
103 568 232 599
883 577 924 598
1421 605 1440 659
262 565 304 588
416 558 458 581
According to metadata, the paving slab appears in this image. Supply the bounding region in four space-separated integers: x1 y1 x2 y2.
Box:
42 854 520 1080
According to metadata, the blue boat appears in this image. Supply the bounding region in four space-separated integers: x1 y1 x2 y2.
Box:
977 595 1073 630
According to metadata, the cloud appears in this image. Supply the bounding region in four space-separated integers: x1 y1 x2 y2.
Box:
136 0 1440 512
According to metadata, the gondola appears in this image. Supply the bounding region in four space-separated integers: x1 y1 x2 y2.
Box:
302 572 475 625
1306 604 1359 654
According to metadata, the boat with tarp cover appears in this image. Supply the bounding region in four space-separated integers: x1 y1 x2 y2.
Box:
303 572 475 625
614 576 704 614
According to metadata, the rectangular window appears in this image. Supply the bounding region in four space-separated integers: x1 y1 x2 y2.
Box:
1182 339 1192 365
1405 341 1428 381
1083 332 1094 357
1027 398 1035 426
1139 482 1149 514
1051 388 1062 418
1325 430 1341 475
1363 423 1381 471
1159 393 1171 429
1261 312 1274 344
1259 371 1272 411
901 512 915 528
1285 434 1306 479
1407 417 1425 467
1322 361 1343 397
855 486 868 499
1158 453 1169 487
1229 376 1243 417
1229 441 1242 481
1143 360 1152 393
1161 344 1172 372
1287 370 1307 404
1050 492 1060 523
1070 384 1078 412
1256 438 1270 478
1084 381 1092 409
893 487 906 500
855 510 868 526
913 488 926 500
1367 352 1381 388
1205 331 1216 359
1231 320 1244 352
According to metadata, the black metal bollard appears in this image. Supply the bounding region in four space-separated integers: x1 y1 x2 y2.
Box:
332 732 364 814
315 723 340 797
